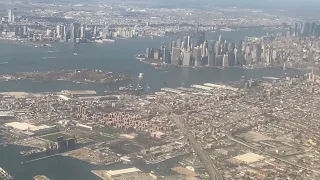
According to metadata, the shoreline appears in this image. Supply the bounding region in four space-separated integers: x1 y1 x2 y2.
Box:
136 56 310 72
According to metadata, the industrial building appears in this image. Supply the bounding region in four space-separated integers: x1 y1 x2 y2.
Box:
5 122 58 136
91 167 155 180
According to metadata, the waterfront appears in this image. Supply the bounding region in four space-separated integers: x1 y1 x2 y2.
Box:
0 28 294 93
0 28 306 180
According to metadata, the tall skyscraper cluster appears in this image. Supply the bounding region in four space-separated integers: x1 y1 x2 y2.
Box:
145 33 248 67
146 33 248 67
16 23 139 43
287 22 320 37
145 33 285 67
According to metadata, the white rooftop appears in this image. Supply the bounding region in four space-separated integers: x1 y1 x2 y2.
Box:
234 152 265 163
106 167 141 176
5 122 54 131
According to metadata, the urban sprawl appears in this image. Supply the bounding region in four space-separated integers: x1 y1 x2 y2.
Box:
1 1 320 180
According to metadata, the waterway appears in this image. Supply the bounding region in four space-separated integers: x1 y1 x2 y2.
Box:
0 28 305 180
0 28 298 93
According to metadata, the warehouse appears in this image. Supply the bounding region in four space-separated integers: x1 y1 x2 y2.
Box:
5 122 58 136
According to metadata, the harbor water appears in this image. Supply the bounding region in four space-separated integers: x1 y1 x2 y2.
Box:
0 28 305 180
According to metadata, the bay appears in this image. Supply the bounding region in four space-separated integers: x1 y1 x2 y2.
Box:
0 28 305 180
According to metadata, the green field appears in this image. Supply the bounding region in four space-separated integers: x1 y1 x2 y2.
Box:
41 133 73 142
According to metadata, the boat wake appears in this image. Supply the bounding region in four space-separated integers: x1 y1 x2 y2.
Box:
41 57 57 59
0 62 8 65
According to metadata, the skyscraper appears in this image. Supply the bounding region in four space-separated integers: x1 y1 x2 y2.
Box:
187 36 191 48
223 54 229 67
227 51 235 66
146 48 151 58
176 39 182 49
11 12 15 23
70 23 77 43
207 41 215 66
266 48 272 64
183 36 188 50
23 26 28 37
182 51 191 66
56 25 61 37
163 47 170 64
171 47 181 65
80 24 86 38
8 10 12 22
193 47 202 67
215 41 221 56
202 41 208 57
93 26 97 38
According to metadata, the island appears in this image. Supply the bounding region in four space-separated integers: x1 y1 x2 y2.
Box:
0 69 132 84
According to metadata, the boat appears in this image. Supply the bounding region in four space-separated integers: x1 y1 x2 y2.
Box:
74 53 78 56
138 73 144 79
102 39 115 43
95 39 103 43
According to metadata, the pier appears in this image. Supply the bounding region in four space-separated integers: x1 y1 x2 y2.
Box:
21 154 60 165
0 167 14 180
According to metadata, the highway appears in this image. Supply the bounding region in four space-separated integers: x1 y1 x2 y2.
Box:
158 101 223 180
169 113 224 180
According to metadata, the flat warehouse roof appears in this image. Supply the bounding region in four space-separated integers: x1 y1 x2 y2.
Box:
107 167 141 176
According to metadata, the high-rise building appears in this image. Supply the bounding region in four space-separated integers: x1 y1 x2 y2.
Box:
215 41 221 56
163 48 170 64
8 10 12 22
193 47 202 67
80 24 86 38
93 26 97 38
183 36 188 50
176 39 182 48
215 55 223 66
266 48 272 64
227 52 235 66
187 36 191 48
182 51 191 66
146 48 150 58
70 23 77 43
11 12 15 23
171 47 181 65
202 41 208 57
207 41 215 66
223 54 229 67
23 26 28 36
228 43 235 52
218 34 222 43
56 25 61 37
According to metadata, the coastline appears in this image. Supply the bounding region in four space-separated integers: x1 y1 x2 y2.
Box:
135 56 310 72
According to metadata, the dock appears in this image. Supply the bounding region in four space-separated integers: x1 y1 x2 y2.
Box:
0 167 14 180
21 154 60 165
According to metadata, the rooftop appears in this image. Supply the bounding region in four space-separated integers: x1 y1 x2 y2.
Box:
234 152 265 164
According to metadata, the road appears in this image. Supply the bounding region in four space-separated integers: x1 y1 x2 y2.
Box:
169 113 224 180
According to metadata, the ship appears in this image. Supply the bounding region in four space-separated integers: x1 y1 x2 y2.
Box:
102 39 115 43
74 53 78 56
138 73 144 79
95 39 104 43
119 84 144 92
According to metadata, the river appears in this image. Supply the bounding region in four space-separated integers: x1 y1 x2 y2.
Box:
0 28 305 180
